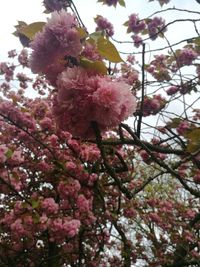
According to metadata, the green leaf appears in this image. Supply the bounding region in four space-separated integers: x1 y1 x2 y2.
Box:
5 149 13 159
186 128 200 140
187 142 200 153
118 0 126 7
94 15 101 23
80 57 107 75
123 21 129 27
97 36 123 63
186 128 200 152
22 202 29 209
167 118 182 129
76 27 88 39
13 21 27 37
31 200 40 209
141 29 149 36
19 22 46 40
89 31 103 42
32 212 40 224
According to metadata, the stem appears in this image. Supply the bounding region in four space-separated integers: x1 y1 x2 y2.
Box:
137 43 146 138
47 241 59 267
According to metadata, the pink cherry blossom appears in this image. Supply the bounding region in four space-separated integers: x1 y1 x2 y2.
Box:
176 48 198 67
0 144 8 163
43 0 71 12
53 67 136 138
41 198 59 214
128 14 146 34
147 17 166 40
30 10 82 85
95 15 114 36
77 194 90 213
92 78 136 127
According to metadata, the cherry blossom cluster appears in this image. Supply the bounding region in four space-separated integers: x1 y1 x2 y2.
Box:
43 0 71 12
126 13 166 47
53 67 136 137
98 0 118 6
94 15 114 37
176 48 198 68
30 10 82 85
30 10 136 138
141 94 166 116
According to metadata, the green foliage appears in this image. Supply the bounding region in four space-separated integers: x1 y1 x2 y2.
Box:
186 128 200 152
118 0 126 7
19 22 46 40
88 32 123 63
76 27 88 39
80 57 108 74
5 148 13 159
89 31 102 42
167 118 182 129
31 199 40 209
97 36 123 63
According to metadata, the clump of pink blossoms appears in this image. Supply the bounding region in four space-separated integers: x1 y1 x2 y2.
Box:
43 0 71 12
147 17 166 40
30 10 82 85
95 15 114 37
127 14 146 34
176 48 198 67
30 10 136 138
142 95 166 116
53 67 136 138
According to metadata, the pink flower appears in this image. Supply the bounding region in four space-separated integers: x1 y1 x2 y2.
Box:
147 17 166 40
193 173 200 184
95 15 114 37
81 42 101 61
142 95 166 116
41 198 59 214
103 0 118 6
166 86 179 95
80 144 100 162
30 10 82 85
128 14 146 34
62 218 80 237
0 144 8 163
65 161 77 171
18 49 29 67
176 120 190 135
8 50 17 58
48 134 58 147
132 34 143 48
43 0 71 12
48 217 80 242
0 101 36 130
149 213 161 224
124 207 137 218
77 194 90 213
40 117 53 130
11 219 26 238
92 78 136 127
58 180 81 198
176 48 197 67
53 67 136 138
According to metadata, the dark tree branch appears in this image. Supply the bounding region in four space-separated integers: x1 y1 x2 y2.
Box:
137 43 146 138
